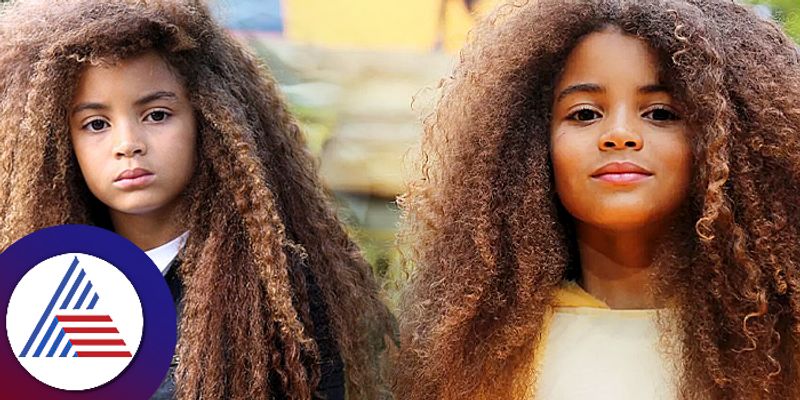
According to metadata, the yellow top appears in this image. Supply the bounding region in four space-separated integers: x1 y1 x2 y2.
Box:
531 282 679 400
553 280 611 308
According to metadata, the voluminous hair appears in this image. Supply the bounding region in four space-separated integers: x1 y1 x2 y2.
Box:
394 0 800 399
0 1 393 398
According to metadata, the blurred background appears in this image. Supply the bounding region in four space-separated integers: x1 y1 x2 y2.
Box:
209 0 799 304
209 0 502 306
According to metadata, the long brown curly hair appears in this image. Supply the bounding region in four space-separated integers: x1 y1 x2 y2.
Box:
0 0 393 398
394 0 800 398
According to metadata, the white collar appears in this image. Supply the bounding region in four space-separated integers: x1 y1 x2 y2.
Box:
145 231 189 276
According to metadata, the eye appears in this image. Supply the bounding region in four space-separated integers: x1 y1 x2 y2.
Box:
83 119 109 132
145 110 170 123
568 108 602 122
644 106 680 121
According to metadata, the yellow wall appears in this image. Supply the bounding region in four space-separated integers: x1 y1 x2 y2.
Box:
283 0 499 52
441 0 497 51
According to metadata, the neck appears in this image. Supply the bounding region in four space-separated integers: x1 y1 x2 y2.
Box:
110 202 185 251
575 222 665 309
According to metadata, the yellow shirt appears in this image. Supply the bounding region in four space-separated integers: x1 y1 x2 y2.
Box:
533 282 680 399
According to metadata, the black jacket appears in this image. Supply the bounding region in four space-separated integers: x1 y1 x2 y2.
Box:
150 258 346 400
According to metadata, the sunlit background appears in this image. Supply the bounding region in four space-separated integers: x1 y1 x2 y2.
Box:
206 0 503 305
189 0 800 303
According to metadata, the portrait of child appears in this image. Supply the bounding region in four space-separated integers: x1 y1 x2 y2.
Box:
0 1 393 399
394 0 800 399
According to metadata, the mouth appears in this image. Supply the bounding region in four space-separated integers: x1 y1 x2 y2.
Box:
113 168 155 190
591 161 653 184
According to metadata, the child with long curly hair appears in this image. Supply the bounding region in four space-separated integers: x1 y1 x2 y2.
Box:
395 0 800 399
0 0 393 399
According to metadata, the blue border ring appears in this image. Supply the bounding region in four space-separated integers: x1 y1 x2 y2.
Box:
1 224 177 399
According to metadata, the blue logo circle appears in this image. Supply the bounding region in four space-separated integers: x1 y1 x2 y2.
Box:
1 225 177 399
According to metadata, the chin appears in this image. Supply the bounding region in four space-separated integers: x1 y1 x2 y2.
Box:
107 199 167 216
589 212 673 233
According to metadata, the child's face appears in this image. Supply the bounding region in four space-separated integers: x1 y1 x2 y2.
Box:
69 51 197 218
549 30 692 232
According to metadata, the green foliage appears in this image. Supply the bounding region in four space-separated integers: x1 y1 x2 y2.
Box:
747 0 800 42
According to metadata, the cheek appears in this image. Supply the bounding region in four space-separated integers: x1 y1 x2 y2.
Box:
163 122 197 183
71 136 105 191
651 126 692 178
550 133 589 207
656 134 693 203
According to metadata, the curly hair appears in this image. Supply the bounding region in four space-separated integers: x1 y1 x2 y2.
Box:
394 0 800 399
0 1 393 398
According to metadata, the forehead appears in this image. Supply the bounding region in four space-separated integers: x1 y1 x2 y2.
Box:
71 51 185 102
556 30 661 90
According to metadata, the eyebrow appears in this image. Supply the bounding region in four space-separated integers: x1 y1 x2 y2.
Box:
555 83 604 103
134 91 177 106
71 91 178 116
555 83 671 103
638 84 670 94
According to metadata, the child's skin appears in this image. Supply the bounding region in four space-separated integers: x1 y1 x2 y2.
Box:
550 29 693 309
68 51 196 251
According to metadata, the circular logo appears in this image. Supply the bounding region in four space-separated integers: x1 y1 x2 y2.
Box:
0 225 177 399
7 253 144 390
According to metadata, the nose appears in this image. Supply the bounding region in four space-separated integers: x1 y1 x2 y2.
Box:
598 116 643 151
112 122 147 158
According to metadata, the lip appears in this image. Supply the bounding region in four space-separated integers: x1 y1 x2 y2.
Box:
590 161 653 184
113 168 155 190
